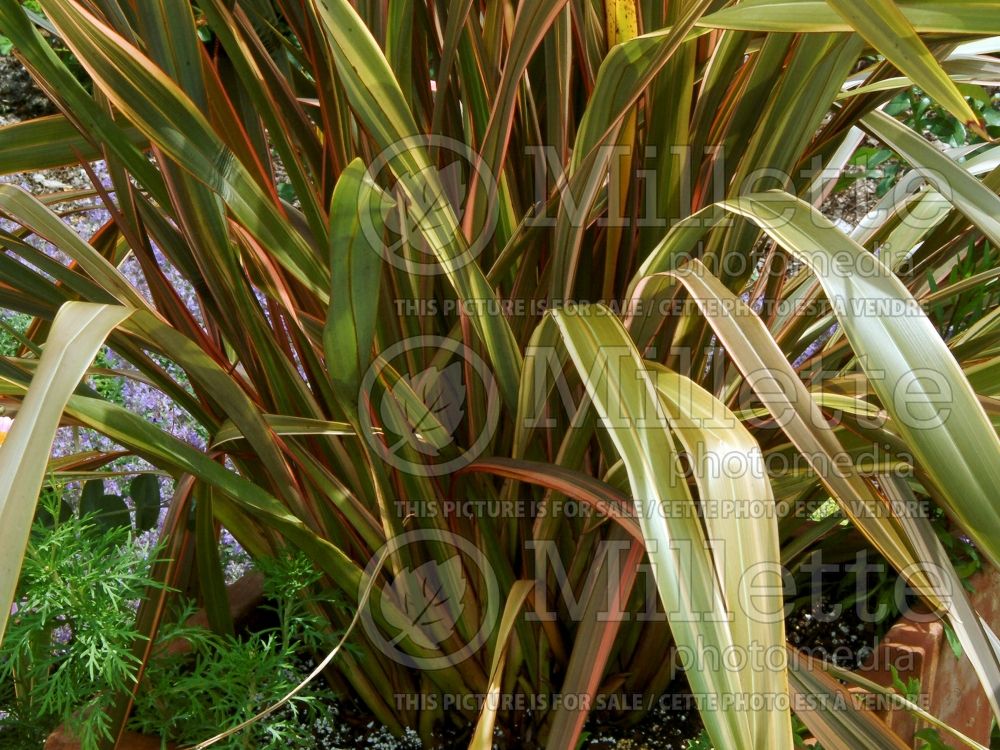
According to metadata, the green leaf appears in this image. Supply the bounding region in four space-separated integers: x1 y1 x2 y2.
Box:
80 477 105 511
0 185 148 309
81 492 131 531
549 7 712 299
650 364 793 748
59 391 368 594
470 581 533 750
0 301 132 645
40 0 330 301
34 495 72 527
210 414 355 449
698 0 1000 34
324 159 384 412
633 191 1000 572
826 0 980 127
861 110 1000 248
129 474 160 532
194 483 234 635
310 0 523 409
787 647 910 749
725 193 1000 570
818 657 990 749
545 308 755 749
0 114 146 175
630 261 922 582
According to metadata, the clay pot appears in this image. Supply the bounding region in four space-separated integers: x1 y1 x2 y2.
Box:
45 727 176 750
856 564 1000 745
164 570 264 656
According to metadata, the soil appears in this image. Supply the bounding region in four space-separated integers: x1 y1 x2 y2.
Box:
584 681 705 750
787 595 879 670
0 55 55 120
821 174 880 229
263 601 879 750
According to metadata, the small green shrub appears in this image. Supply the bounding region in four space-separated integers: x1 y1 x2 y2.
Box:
130 552 338 749
1 493 338 750
0 491 162 748
836 86 998 198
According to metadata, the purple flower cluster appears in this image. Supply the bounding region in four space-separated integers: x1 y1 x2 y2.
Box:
0 155 246 567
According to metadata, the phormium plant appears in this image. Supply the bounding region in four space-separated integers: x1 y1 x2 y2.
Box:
0 1 997 748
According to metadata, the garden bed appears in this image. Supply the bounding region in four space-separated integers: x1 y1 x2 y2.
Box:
1 5 999 750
